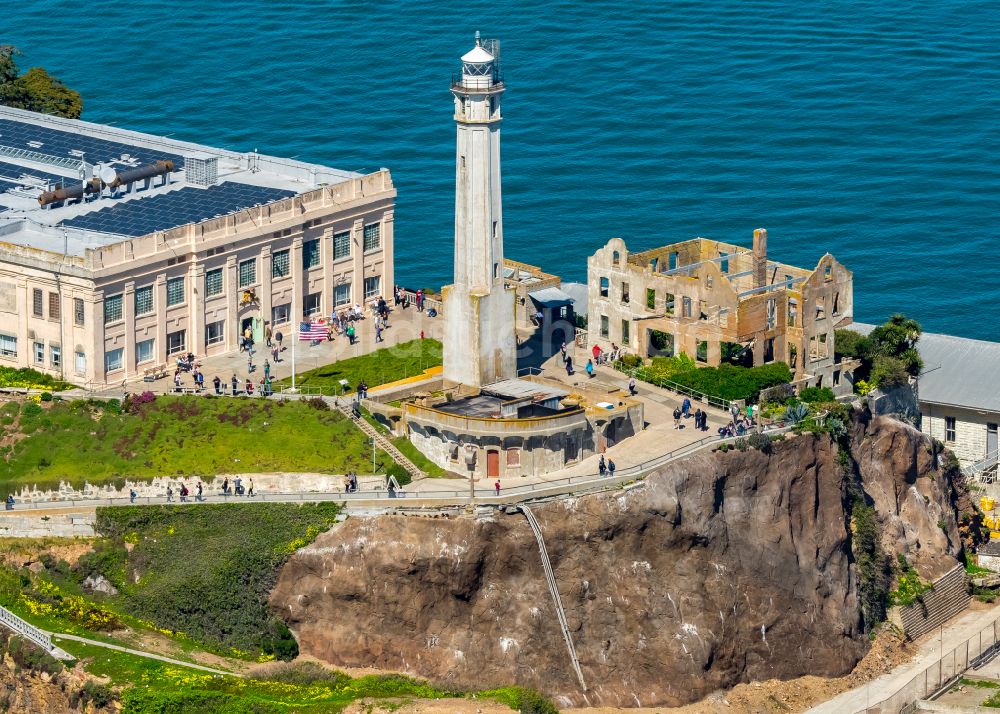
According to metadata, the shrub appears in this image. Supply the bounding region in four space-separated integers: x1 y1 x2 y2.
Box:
0 631 64 676
21 402 42 418
782 403 810 424
306 397 330 411
871 356 910 389
660 362 792 403
105 398 122 414
39 392 53 402
260 617 298 661
799 386 835 403
617 353 643 370
834 329 868 361
386 463 412 487
759 383 795 405
480 687 560 714
747 432 773 454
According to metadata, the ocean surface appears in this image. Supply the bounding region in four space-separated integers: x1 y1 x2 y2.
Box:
7 1 999 339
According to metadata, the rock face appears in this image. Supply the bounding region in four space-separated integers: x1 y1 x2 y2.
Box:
270 417 969 708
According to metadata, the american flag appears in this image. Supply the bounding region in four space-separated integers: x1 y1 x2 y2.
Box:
299 320 327 340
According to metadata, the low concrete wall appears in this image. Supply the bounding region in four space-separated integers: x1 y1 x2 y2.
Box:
0 513 95 538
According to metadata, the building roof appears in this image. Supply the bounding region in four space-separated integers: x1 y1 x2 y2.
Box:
0 105 363 255
854 323 1000 413
461 45 494 63
482 378 568 402
528 286 575 308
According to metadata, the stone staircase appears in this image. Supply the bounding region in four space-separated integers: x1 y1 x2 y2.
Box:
898 565 970 641
334 400 424 483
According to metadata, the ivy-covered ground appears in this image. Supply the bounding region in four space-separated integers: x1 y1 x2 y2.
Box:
0 394 376 495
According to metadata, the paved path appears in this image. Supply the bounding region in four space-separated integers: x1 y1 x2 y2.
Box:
49 632 238 676
808 602 1000 713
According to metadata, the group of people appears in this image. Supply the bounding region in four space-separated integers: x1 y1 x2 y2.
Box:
597 455 617 477
559 342 575 375
220 476 253 496
591 343 622 366
671 397 711 431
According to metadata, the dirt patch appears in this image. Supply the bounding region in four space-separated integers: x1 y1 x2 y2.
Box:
0 538 96 569
341 699 512 714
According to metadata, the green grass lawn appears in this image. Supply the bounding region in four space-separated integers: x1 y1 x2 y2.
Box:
360 408 447 478
275 338 442 392
0 396 376 495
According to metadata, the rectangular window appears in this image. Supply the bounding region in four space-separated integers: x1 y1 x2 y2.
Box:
48 292 60 319
766 298 776 330
665 292 675 315
104 347 124 373
363 223 381 252
272 249 290 279
599 277 609 298
621 319 630 345
272 304 290 325
205 321 225 346
945 416 956 442
74 297 85 326
238 258 256 288
32 288 43 317
600 315 609 338
697 340 708 363
334 231 351 261
135 338 154 364
0 334 15 358
50 345 60 368
364 276 381 299
682 296 692 318
621 282 630 304
134 285 154 315
334 283 351 307
166 277 185 307
75 351 86 374
646 288 656 310
303 239 320 269
104 294 123 324
304 292 321 316
506 448 520 466
34 341 44 364
166 330 186 355
205 268 223 297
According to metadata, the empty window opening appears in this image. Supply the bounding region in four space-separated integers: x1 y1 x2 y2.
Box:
600 315 609 338
720 252 729 273
707 275 713 288
824 264 832 281
788 298 798 327
945 416 956 442
788 344 798 369
612 250 621 265
696 340 708 363
815 297 826 319
621 282 630 304
764 337 775 363
682 297 692 318
833 293 840 315
599 277 609 298
621 319 630 345
647 330 674 358
646 288 656 310
665 292 675 315
669 252 678 270
766 298 777 330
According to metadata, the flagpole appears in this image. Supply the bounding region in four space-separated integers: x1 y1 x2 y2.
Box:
291 323 297 393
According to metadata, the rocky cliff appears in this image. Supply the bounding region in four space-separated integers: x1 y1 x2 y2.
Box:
270 416 972 708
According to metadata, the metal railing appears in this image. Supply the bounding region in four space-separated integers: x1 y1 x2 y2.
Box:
850 615 1000 714
965 449 1000 483
0 604 72 660
611 362 733 411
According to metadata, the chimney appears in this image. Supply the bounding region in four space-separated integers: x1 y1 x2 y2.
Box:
753 228 768 289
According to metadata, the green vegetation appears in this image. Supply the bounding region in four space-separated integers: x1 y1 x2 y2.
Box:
966 551 992 576
0 366 72 391
0 395 377 496
0 45 82 118
888 554 933 607
478 686 560 714
89 504 341 659
959 677 1000 689
836 314 923 391
623 351 792 403
799 386 835 403
0 630 64 677
360 407 447 477
276 338 442 392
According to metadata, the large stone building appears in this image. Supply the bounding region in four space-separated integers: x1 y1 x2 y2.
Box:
0 106 394 386
588 229 856 394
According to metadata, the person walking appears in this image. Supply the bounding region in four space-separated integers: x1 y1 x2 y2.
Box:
271 344 279 363
263 359 271 381
673 407 681 429
222 477 230 496
628 376 637 395
275 330 283 352
4 494 13 511
180 483 189 502
213 375 222 395
586 359 594 379
565 355 574 376
598 454 607 476
196 482 204 502
248 479 255 497
607 459 616 477
682 397 691 418
265 324 272 348
245 378 254 396
129 488 137 504
375 323 383 343
494 479 501 497
247 349 254 373
166 485 174 503
231 374 238 395
694 408 703 432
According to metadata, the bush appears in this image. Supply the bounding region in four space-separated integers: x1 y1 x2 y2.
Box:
480 687 560 714
871 356 910 389
39 392 53 402
617 353 642 370
834 329 867 361
21 402 42 418
260 617 298 661
799 386 835 403
747 432 773 454
0 631 64 676
105 398 122 415
386 463 412 487
0 366 71 391
307 397 330 411
648 362 792 404
759 383 795 405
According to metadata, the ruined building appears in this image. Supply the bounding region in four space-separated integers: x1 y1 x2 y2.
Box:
587 229 857 394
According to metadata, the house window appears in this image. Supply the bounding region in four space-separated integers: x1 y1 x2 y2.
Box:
74 298 85 326
50 345 60 368
205 268 223 297
34 341 44 364
621 282 630 304
75 351 86 374
104 294 123 324
621 319 630 345
764 337 775 363
945 416 956 442
697 340 708 363
600 315 609 338
271 304 290 325
506 448 520 466
238 259 256 288
272 249 290 279
48 293 60 319
665 292 675 315
364 276 381 299
166 330 186 355
135 338 155 364
304 292 321 316
788 298 798 327
104 348 124 372
32 288 43 317
682 297 692 318
334 283 351 307
135 285 154 315
166 277 185 307
612 250 621 265
334 231 351 260
599 277 609 298
363 223 381 252
766 298 776 330
720 252 729 273
0 334 15 358
789 344 798 369
303 239 320 269
205 321 225 346
646 288 656 310
833 293 840 315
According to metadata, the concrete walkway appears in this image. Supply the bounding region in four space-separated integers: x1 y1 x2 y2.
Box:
53 632 239 676
808 603 1000 713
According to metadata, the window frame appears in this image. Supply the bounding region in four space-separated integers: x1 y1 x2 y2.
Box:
33 341 44 364
303 292 321 317
134 285 154 316
49 345 60 368
238 258 257 289
103 294 124 325
48 292 60 319
205 321 225 346
303 239 320 269
271 304 290 326
135 338 155 364
333 231 351 261
32 288 43 318
945 416 956 442
334 283 352 307
205 268 224 297
363 223 381 252
166 330 186 356
272 249 290 279
104 347 124 373
74 298 85 326
166 277 185 307
364 276 381 299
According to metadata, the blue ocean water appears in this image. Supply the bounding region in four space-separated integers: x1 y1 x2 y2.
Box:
7 1 999 339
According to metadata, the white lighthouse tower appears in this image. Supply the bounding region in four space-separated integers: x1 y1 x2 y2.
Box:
442 33 516 387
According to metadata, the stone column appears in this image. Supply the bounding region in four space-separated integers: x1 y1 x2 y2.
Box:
91 291 105 384
154 275 167 364
352 218 365 305
189 262 205 357
226 255 239 350
321 229 333 316
291 236 303 326
123 281 135 379
260 245 273 328
381 210 395 297
15 278 28 370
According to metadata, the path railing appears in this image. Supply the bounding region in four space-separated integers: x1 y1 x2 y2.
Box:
0 604 73 660
610 362 733 411
965 449 1000 484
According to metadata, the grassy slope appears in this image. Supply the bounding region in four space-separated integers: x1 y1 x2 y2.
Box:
360 408 447 478
275 338 442 391
0 397 374 494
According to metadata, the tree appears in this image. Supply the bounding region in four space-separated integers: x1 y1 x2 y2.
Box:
834 328 867 361
0 45 82 118
864 314 923 376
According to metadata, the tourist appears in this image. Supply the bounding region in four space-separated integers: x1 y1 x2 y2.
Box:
560 341 567 360
222 477 230 496
673 407 681 429
196 370 205 391
747 404 754 424
196 482 204 502
265 323 273 348
628 377 637 395
234 477 243 496
248 479 255 497
247 349 254 373
174 371 182 391
375 323 383 343
129 488 137 504
682 397 691 418
263 377 272 397
586 359 594 379
394 286 401 306
347 324 356 345
231 374 238 395
565 355 574 376
180 483 189 502
213 375 222 395
607 459 616 477
598 454 607 476
271 345 279 363
245 378 254 396
416 289 424 312
166 485 174 503
694 408 703 431
494 479 501 497
263 359 271 381
275 330 283 351
592 344 602 364
4 494 13 511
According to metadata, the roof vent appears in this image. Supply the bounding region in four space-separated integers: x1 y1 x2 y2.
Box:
184 153 219 187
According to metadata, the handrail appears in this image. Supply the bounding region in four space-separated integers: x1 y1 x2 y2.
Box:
0 604 73 660
965 449 1000 482
611 362 732 411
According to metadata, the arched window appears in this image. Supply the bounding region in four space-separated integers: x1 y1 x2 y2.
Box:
612 250 621 265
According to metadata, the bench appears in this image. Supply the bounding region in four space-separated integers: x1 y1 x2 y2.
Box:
143 364 168 382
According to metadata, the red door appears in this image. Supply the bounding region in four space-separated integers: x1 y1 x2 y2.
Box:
487 450 500 478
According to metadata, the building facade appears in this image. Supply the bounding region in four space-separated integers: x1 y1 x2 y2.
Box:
0 106 394 386
587 229 857 394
